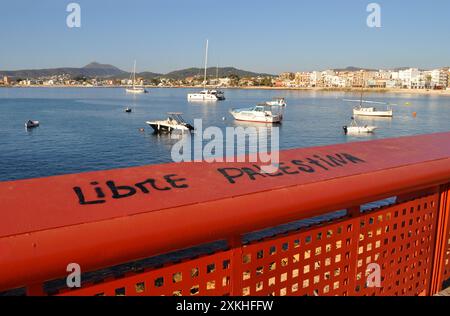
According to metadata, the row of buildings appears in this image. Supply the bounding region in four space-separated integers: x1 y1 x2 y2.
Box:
1 68 449 90
275 68 450 90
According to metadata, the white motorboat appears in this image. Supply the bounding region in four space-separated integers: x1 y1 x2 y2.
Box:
266 98 287 107
230 104 283 123
343 117 377 134
25 120 39 128
187 40 225 102
188 89 225 101
126 60 148 94
146 113 194 133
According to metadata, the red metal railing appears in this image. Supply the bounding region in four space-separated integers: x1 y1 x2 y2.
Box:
1 132 449 296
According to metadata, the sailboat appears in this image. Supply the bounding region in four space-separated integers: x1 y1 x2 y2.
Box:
187 40 225 101
344 86 393 117
126 60 148 94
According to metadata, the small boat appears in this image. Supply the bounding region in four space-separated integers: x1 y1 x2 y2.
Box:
126 60 148 94
266 98 287 107
187 40 225 102
230 104 283 123
353 106 393 117
125 107 132 113
146 112 194 133
25 120 40 128
344 86 393 117
343 117 377 135
188 89 225 101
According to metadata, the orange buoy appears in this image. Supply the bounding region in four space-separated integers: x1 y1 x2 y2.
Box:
412 112 417 118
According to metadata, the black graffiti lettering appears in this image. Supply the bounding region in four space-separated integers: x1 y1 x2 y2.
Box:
91 182 106 198
164 174 189 189
106 181 137 199
73 187 106 205
314 155 338 167
278 162 300 175
306 157 329 170
342 153 366 164
252 165 284 177
242 167 267 181
135 178 171 193
291 160 315 173
326 154 347 166
217 168 245 184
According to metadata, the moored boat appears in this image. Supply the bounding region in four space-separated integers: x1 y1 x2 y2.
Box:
187 40 225 102
343 117 377 134
266 98 287 107
188 89 225 101
230 104 283 123
146 112 194 133
25 120 40 128
353 107 393 117
126 60 148 94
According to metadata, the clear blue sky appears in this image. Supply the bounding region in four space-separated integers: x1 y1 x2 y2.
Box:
1 0 449 74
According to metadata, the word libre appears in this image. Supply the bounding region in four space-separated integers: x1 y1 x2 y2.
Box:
73 152 366 205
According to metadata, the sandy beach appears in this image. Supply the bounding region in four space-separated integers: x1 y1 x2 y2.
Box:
2 85 450 97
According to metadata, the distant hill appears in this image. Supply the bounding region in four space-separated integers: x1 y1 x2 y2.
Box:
332 66 378 72
164 67 274 79
0 64 270 80
0 62 129 79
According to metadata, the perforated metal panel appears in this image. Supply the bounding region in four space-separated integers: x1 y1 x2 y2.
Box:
60 250 234 296
57 193 445 296
355 194 438 296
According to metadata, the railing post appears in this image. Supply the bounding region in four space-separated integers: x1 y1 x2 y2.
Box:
430 184 450 295
228 235 243 296
26 283 45 296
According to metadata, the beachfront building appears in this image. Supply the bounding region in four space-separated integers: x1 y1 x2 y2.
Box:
309 71 321 87
429 69 448 89
294 72 311 87
398 68 422 89
3 76 9 85
279 72 295 81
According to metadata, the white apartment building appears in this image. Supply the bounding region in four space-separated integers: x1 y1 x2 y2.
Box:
399 68 422 89
430 69 448 88
309 71 321 87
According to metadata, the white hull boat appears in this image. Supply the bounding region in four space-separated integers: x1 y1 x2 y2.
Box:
188 89 225 101
343 125 377 134
187 40 225 102
25 120 40 128
126 60 148 94
266 98 287 107
146 113 194 133
353 107 393 117
230 105 283 123
343 117 377 134
126 87 147 94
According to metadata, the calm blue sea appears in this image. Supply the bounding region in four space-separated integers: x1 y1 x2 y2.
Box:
0 87 449 182
1 87 450 288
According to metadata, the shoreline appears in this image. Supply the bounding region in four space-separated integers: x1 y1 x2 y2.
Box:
1 85 450 96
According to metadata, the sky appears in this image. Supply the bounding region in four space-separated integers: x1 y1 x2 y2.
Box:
0 0 449 74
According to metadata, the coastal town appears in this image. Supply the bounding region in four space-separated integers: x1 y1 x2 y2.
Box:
1 66 449 91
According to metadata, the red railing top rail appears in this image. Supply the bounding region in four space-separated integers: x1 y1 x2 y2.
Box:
1 132 450 291
2 132 450 239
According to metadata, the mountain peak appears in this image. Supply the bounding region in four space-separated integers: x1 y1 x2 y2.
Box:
83 62 119 70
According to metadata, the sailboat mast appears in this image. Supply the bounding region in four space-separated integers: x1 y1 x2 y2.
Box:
133 60 137 89
203 40 209 89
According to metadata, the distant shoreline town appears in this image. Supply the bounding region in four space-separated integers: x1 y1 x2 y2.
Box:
1 63 449 94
